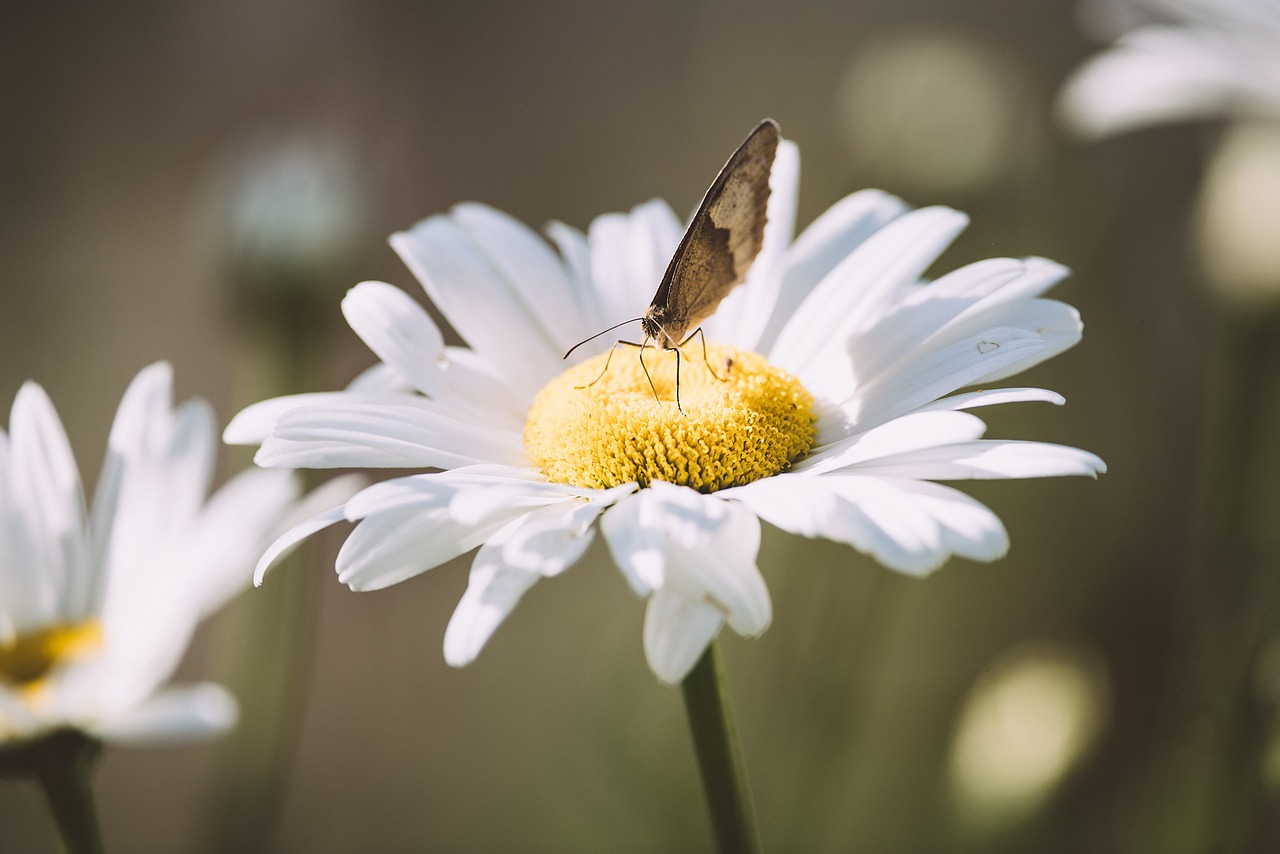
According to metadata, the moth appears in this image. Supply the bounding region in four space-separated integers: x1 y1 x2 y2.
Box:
565 118 780 411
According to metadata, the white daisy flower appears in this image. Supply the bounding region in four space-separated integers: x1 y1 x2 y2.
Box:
228 135 1105 685
1059 0 1280 137
0 362 346 745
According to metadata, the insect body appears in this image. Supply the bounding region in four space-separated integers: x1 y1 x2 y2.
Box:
566 118 780 411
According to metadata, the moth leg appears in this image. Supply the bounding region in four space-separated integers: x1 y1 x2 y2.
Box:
637 341 665 406
679 327 726 382
672 345 685 415
575 339 644 389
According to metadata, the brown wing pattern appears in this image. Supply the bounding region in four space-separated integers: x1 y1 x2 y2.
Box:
643 119 779 347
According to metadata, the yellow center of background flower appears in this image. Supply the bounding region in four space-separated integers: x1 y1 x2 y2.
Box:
525 341 815 492
0 621 103 688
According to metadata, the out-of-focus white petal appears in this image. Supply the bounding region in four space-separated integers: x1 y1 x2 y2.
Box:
88 362 174 605
8 382 88 632
1059 25 1280 138
0 432 21 642
89 683 238 744
176 468 301 612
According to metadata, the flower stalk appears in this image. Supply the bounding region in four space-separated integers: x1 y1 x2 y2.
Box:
0 730 104 854
680 640 761 854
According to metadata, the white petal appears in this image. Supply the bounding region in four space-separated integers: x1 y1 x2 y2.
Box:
545 219 604 334
600 492 659 597
643 589 724 685
917 387 1066 412
602 483 770 637
122 466 294 602
254 400 525 469
772 206 970 377
851 440 1108 480
452 203 592 355
441 498 611 667
341 281 446 398
8 381 88 630
475 496 604 577
335 477 572 591
585 200 683 340
89 683 238 744
390 212 563 392
179 468 310 613
843 257 1070 385
1059 25 1279 138
344 362 416 394
757 189 911 355
816 328 1046 442
105 397 217 581
0 433 23 641
89 363 174 575
966 300 1083 384
254 502 350 585
438 346 532 427
797 411 988 475
335 505 481 591
442 553 542 668
892 479 1010 563
226 391 420 445
343 466 562 517
729 473 1006 576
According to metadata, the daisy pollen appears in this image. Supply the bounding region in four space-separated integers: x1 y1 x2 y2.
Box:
525 341 814 492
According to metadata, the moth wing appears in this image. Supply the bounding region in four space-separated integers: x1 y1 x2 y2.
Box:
650 119 780 339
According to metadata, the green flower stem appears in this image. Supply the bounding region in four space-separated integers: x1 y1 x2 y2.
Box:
0 730 105 854
680 640 762 854
200 300 332 850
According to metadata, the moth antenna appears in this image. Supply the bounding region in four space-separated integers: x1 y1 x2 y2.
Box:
563 318 645 359
574 340 643 389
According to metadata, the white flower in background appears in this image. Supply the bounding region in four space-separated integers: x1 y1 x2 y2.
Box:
228 135 1105 684
1059 0 1280 137
0 363 344 745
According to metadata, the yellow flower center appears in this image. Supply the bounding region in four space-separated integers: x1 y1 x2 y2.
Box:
525 341 815 492
0 622 103 688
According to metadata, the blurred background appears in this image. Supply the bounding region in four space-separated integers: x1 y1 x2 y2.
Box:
0 0 1274 851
